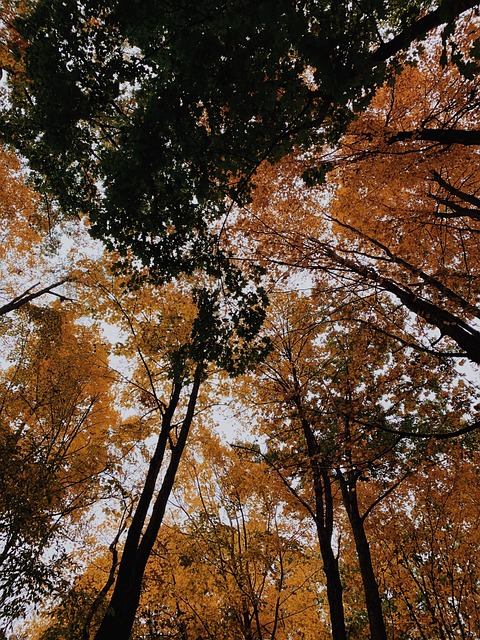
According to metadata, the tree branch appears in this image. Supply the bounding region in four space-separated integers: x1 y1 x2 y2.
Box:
431 170 480 208
372 0 478 63
388 128 480 146
0 279 71 316
355 416 480 441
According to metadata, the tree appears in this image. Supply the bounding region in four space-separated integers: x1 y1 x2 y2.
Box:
0 235 265 638
325 19 480 364
368 444 480 639
0 301 119 625
1 2 479 635
26 431 327 640
2 0 477 287
135 433 326 640
51 261 266 640
1 16 75 314
234 17 480 366
237 289 479 639
0 146 70 316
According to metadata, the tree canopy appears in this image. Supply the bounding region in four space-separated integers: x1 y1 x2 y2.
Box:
0 2 479 639
2 0 477 280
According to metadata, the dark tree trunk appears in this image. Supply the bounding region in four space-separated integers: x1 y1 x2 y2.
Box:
337 469 387 640
93 364 203 640
300 414 348 640
315 506 348 640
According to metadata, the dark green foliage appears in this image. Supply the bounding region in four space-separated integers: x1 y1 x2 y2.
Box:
1 0 475 368
5 0 471 275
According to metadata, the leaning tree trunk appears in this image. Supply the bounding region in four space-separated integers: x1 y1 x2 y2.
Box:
93 363 203 640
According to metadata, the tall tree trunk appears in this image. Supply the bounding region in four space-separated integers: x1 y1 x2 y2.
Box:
337 469 387 640
300 414 348 640
93 363 203 640
315 506 347 640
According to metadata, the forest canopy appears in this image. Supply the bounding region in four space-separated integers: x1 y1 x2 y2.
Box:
0 1 479 639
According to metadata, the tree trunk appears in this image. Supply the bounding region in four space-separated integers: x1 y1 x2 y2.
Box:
316 520 348 640
300 414 348 640
337 470 387 640
93 364 203 640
